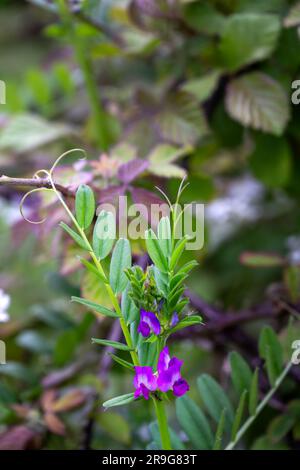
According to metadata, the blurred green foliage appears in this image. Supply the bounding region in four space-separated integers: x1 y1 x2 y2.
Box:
1 0 300 450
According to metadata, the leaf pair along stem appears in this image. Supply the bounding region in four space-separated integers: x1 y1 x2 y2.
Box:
225 361 293 450
45 158 172 449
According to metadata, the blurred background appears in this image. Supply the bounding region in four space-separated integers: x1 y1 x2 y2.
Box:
1 0 300 450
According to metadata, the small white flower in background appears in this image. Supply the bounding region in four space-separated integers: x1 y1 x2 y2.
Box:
0 289 10 323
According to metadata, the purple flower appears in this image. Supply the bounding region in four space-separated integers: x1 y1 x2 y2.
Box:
157 347 189 397
170 312 179 327
137 309 161 337
133 366 157 400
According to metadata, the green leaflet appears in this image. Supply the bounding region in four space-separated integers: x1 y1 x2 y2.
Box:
92 338 134 351
109 238 132 293
103 393 137 409
93 210 116 260
231 390 247 441
213 409 226 450
259 326 283 386
75 184 95 230
77 257 107 283
197 374 234 431
170 315 203 334
229 351 252 396
249 368 259 416
157 216 172 259
145 229 169 273
59 222 90 251
71 296 119 318
170 237 188 270
121 285 139 324
109 353 135 371
176 395 214 450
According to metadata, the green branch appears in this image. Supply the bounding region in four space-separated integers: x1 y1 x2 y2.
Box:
225 362 293 450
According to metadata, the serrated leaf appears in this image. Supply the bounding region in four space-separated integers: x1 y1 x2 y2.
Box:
71 296 119 318
92 338 134 351
0 114 73 153
181 71 221 102
176 395 214 450
59 222 90 251
109 238 132 293
75 184 95 230
219 13 280 71
231 390 247 442
197 374 234 431
183 1 225 35
148 144 190 164
93 210 116 260
229 351 252 396
225 72 290 136
145 229 169 273
155 92 208 146
102 392 137 409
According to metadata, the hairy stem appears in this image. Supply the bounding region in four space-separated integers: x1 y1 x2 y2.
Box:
225 361 293 450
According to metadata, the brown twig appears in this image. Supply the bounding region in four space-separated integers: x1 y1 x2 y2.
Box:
0 175 74 198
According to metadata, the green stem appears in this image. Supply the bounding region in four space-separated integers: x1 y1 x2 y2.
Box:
225 362 293 450
56 0 110 150
49 162 173 447
49 175 139 366
152 397 172 450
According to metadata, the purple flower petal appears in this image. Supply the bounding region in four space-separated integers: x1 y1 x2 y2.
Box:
137 321 150 337
133 366 157 399
157 346 171 374
140 383 151 400
157 369 174 392
171 312 179 327
173 379 189 397
169 357 183 373
138 310 161 337
157 362 182 392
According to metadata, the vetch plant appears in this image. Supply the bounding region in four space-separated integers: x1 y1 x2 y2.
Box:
17 149 293 450
20 149 202 450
